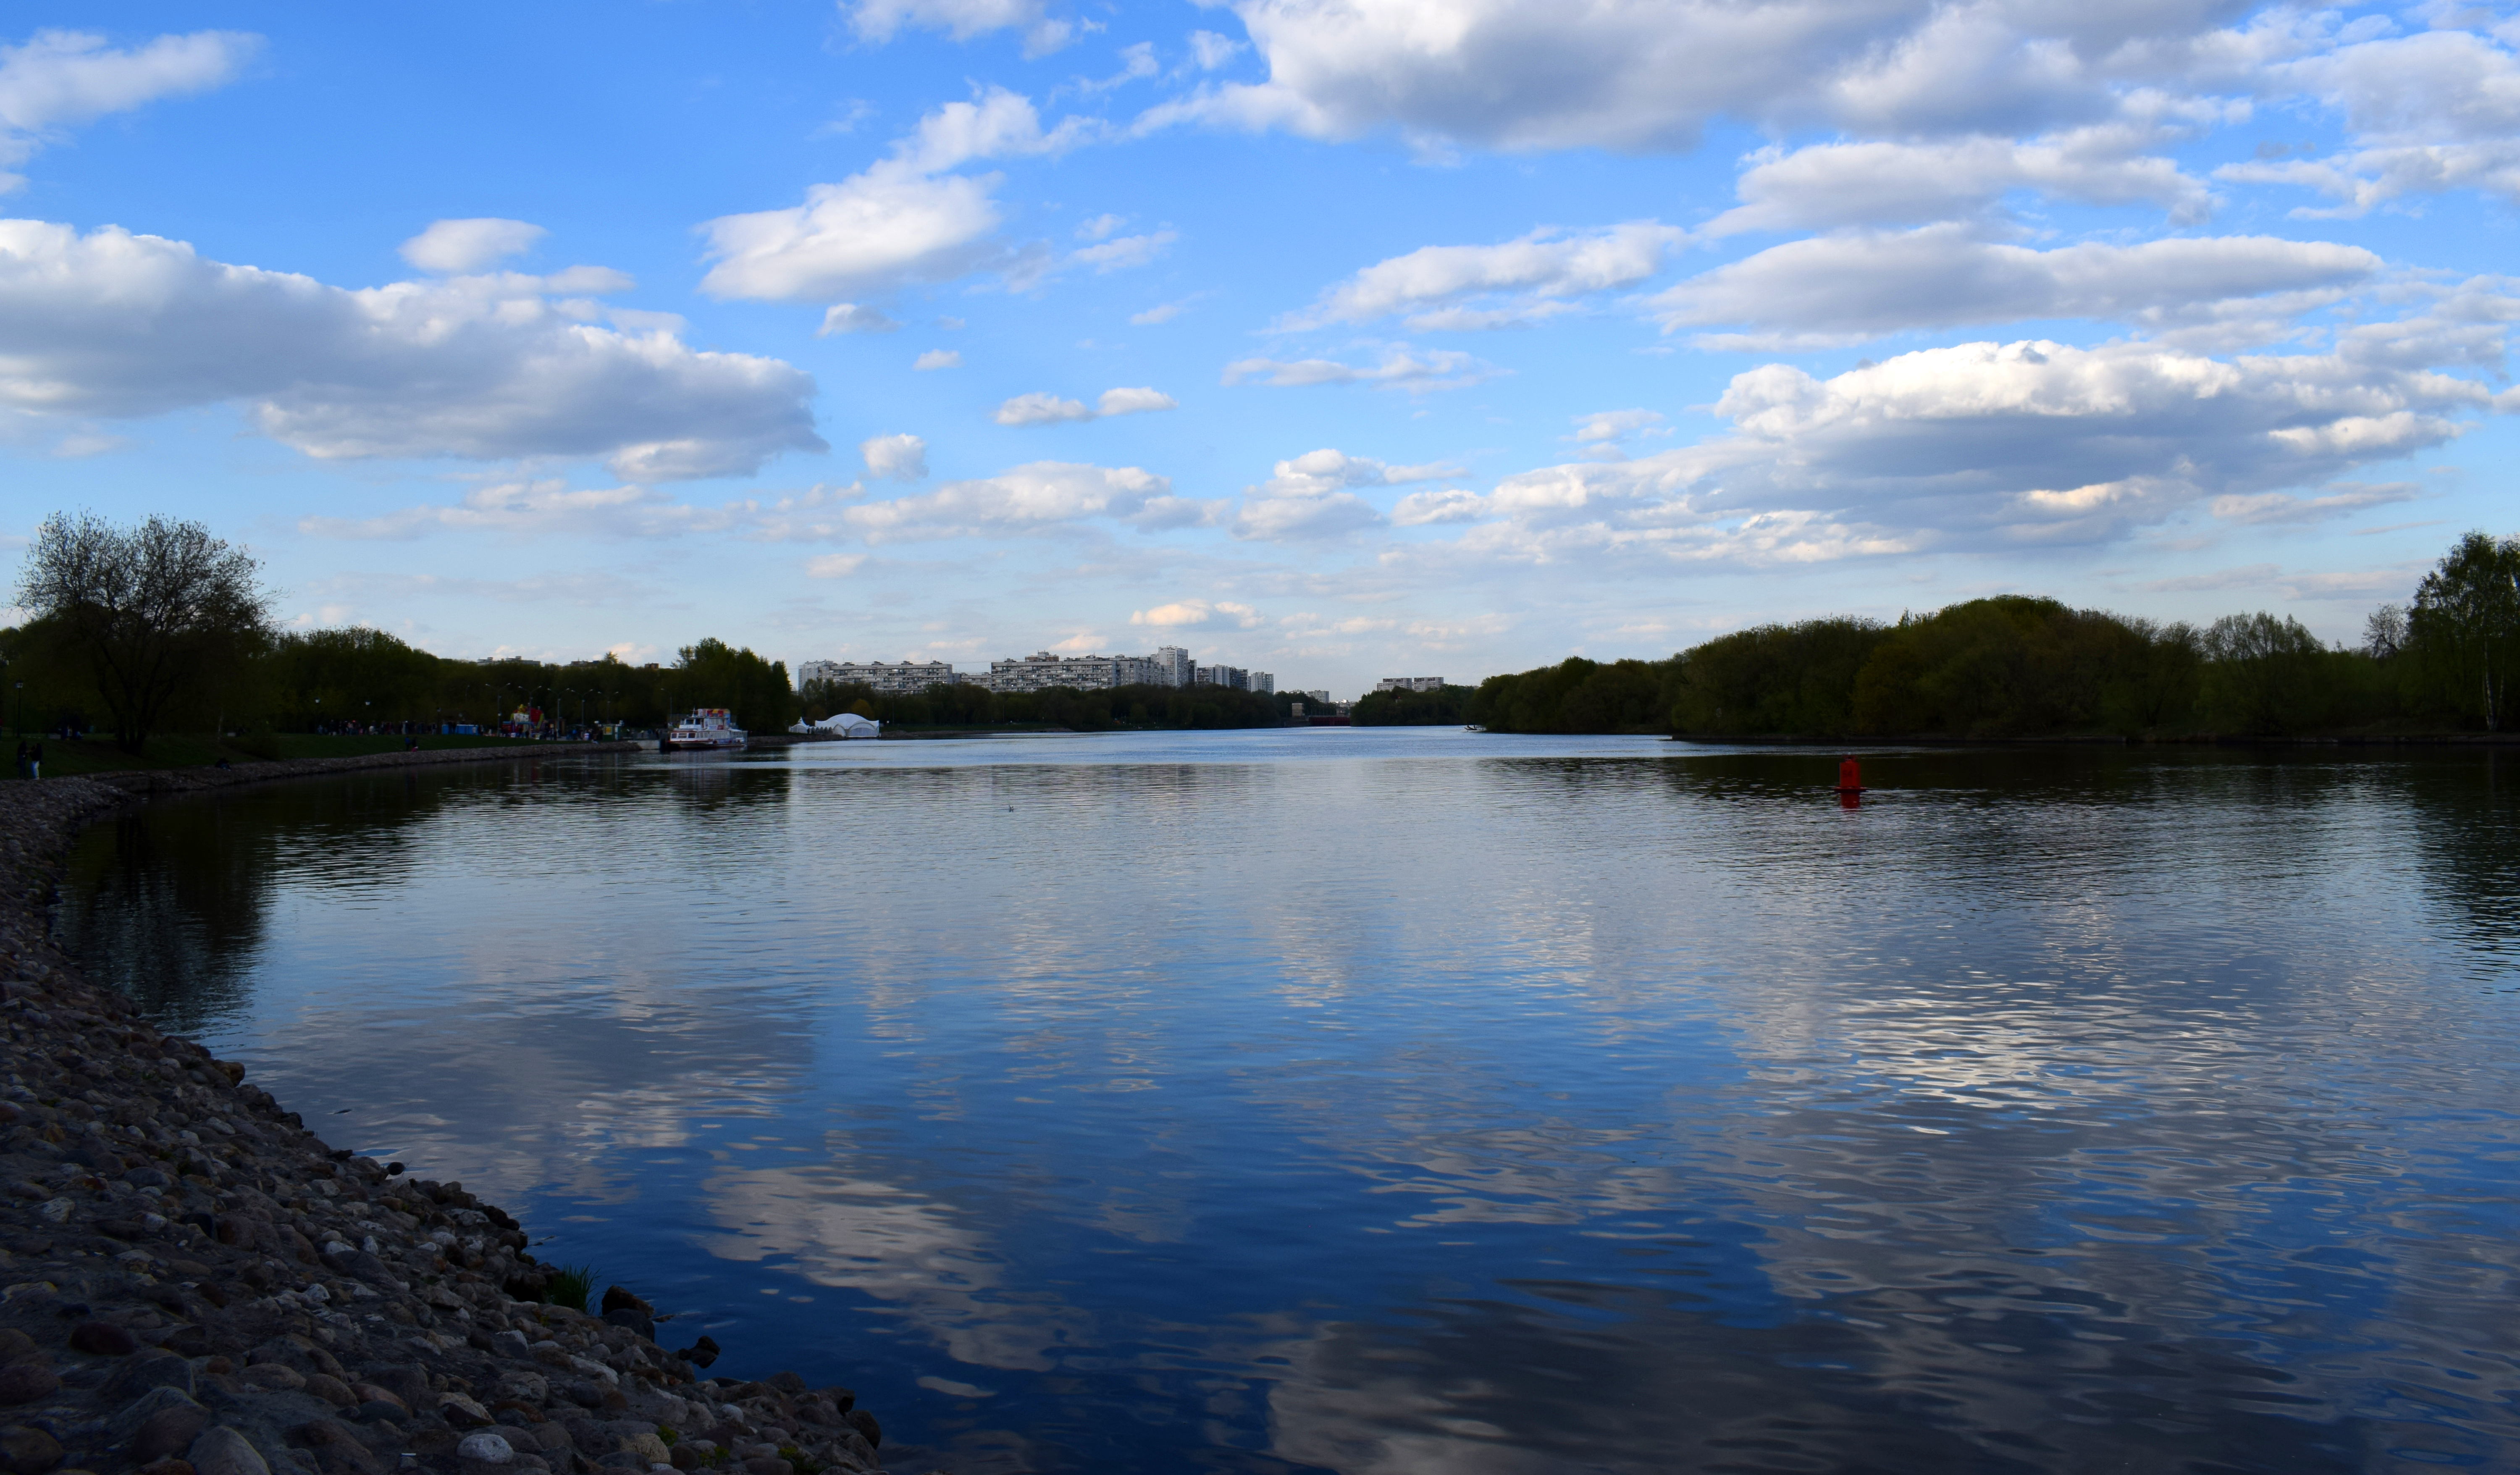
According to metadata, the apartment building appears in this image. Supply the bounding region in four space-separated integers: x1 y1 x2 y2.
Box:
1374 677 1446 693
798 659 965 693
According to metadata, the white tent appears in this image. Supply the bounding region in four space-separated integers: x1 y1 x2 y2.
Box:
808 711 881 739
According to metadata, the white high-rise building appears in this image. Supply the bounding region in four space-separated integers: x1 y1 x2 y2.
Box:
1374 677 1446 693
1149 646 1193 686
799 659 965 693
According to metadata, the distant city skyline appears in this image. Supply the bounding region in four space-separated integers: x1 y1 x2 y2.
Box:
3 4 2515 694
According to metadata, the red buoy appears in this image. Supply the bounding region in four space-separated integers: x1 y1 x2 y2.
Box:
1838 756 1861 791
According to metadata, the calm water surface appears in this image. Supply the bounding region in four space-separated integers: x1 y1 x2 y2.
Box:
54 730 2520 1474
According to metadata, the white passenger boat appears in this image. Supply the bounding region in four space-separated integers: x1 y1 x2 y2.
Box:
663 707 748 752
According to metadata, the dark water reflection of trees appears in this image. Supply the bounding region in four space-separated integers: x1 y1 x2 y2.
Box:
56 756 799 1032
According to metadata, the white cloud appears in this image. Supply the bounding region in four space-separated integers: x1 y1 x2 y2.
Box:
1095 386 1175 416
299 480 705 541
1652 228 2381 344
1221 347 1497 392
994 392 1095 425
992 385 1176 425
819 303 903 335
1130 297 1195 324
0 28 260 190
862 432 929 481
1709 126 2218 235
0 219 823 479
400 218 546 273
914 349 962 369
1076 213 1126 240
1143 0 2245 153
1572 409 1667 444
1391 488 1491 525
843 461 1184 540
1068 229 1176 273
1285 222 1686 330
2222 27 2520 215
1431 338 2488 567
2209 481 2418 524
845 0 1074 56
1228 447 1456 542
806 553 869 577
1128 598 1260 627
699 88 1092 302
1188 31 1245 71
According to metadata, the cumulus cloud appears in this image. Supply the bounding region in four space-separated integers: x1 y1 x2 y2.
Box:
1142 0 2244 152
992 386 1177 425
1068 229 1176 273
1130 598 1263 627
699 88 1092 302
1652 228 2381 345
1221 347 1496 392
842 461 1200 540
819 303 903 335
0 28 260 190
1433 338 2488 567
861 432 929 481
0 219 824 479
1284 222 1685 330
847 0 1074 55
400 218 546 273
2223 27 2520 215
914 349 962 369
1708 126 2218 235
1228 448 1457 542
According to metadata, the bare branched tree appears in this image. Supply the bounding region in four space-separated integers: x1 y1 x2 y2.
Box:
16 512 275 754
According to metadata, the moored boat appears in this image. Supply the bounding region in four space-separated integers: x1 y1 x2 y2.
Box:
663 707 748 752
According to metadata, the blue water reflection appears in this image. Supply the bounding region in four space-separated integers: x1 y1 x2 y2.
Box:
56 730 2520 1472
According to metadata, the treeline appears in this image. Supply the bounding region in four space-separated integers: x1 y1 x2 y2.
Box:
1467 531 2520 739
1351 685 1475 725
801 677 1297 730
0 623 799 739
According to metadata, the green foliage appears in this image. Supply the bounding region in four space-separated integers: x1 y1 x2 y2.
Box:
543 1263 597 1313
2404 530 2520 731
1468 658 1678 734
670 638 796 735
1848 598 2200 738
697 1446 730 1469
2195 612 2333 735
778 1446 825 1475
1351 684 1475 725
1670 618 1885 735
656 1427 679 1447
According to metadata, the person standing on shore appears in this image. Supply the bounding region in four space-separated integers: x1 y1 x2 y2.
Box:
28 740 40 780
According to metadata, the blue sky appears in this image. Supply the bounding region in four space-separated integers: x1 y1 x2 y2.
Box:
3 1 2516 694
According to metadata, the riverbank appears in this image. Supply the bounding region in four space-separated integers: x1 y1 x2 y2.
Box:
0 770 896 1475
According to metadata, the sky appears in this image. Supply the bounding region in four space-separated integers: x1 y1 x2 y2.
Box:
2 0 2516 696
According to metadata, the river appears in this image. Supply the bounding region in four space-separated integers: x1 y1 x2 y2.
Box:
55 729 2520 1473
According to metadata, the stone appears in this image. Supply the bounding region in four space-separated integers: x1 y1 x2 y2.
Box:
598 1310 653 1344
239 1367 305 1393
0 1425 61 1475
0 1367 58 1406
347 1385 404 1414
67 1322 136 1357
301 1375 354 1408
455 1433 513 1465
133 1403 213 1462
841 1410 878 1449
102 1350 196 1402
186 1426 271 1475
110 1386 208 1444
669 1338 717 1370
440 1394 494 1429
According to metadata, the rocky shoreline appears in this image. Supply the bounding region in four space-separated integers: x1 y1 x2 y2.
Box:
0 769 895 1475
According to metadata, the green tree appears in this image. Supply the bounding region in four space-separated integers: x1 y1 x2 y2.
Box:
669 638 795 734
2197 612 2331 735
14 513 274 753
1352 684 1474 725
1670 618 1884 735
2406 531 2520 731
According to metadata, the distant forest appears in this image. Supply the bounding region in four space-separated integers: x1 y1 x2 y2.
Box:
1455 531 2520 739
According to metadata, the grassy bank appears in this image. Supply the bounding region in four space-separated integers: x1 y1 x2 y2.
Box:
2 731 543 779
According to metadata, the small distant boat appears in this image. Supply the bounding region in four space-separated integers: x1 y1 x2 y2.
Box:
663 708 748 752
